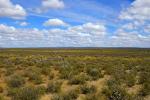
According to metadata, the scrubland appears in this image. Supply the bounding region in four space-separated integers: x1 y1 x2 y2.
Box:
0 48 150 100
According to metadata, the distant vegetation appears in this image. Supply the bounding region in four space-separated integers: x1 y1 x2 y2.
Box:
0 48 150 100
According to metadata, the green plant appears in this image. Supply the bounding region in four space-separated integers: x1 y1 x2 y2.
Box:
80 84 96 94
139 82 150 96
7 75 25 88
47 81 62 93
12 87 41 100
86 68 103 80
28 73 43 84
68 74 86 85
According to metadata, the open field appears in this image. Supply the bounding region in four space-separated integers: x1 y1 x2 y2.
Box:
0 48 150 100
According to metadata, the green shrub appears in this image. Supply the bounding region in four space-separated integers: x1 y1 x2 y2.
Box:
68 74 86 85
36 86 46 95
28 73 43 84
86 68 103 80
41 67 50 75
85 94 98 100
7 75 25 88
102 87 129 100
12 87 41 100
80 84 96 94
62 90 78 100
47 81 62 93
139 82 150 96
48 73 54 80
51 94 63 100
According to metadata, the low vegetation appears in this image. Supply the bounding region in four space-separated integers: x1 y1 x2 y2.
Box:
0 48 149 100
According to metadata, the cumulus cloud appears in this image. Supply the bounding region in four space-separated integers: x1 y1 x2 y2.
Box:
33 0 65 13
119 0 150 22
19 22 28 26
0 22 107 47
0 0 27 19
43 18 68 27
42 0 64 9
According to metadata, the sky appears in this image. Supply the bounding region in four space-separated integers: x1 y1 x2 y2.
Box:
0 0 150 47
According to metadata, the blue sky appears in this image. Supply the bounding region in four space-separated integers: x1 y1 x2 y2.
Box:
0 0 150 47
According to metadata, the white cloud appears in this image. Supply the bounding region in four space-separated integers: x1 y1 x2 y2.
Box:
119 0 150 21
33 0 65 13
42 0 64 9
43 18 69 27
0 23 107 47
0 0 27 19
68 23 106 36
19 22 28 26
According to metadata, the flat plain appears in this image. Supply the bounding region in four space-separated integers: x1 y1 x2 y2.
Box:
0 48 150 100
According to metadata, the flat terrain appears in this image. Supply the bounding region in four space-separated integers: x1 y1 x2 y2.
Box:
0 48 150 100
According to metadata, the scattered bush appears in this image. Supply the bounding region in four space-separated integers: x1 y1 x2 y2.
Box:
68 74 87 85
80 84 96 94
47 81 62 93
12 87 41 100
86 68 103 80
7 75 25 88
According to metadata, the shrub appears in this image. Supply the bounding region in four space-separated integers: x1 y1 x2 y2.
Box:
125 73 136 87
36 86 46 95
62 90 78 100
51 94 63 100
47 81 62 93
41 67 50 76
68 74 86 85
12 87 41 100
7 75 25 88
28 73 43 84
48 73 54 80
80 84 96 94
102 87 129 100
85 94 98 100
86 68 103 80
139 82 150 96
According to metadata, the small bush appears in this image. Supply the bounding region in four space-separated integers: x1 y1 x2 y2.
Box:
51 94 63 100
7 75 25 88
139 82 150 96
80 84 96 94
47 81 62 93
86 68 103 80
28 73 43 84
102 87 129 100
68 74 86 85
48 73 54 80
36 86 46 95
62 90 78 100
12 87 41 100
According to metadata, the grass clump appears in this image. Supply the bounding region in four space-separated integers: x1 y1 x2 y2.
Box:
47 81 62 93
86 68 103 80
80 84 96 94
68 73 87 85
7 75 25 88
12 86 43 100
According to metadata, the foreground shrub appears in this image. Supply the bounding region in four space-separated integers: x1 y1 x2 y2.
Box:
139 82 150 96
28 73 43 84
7 75 25 88
80 84 96 94
68 74 87 85
12 87 41 100
86 68 103 80
47 81 62 93
51 90 78 100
